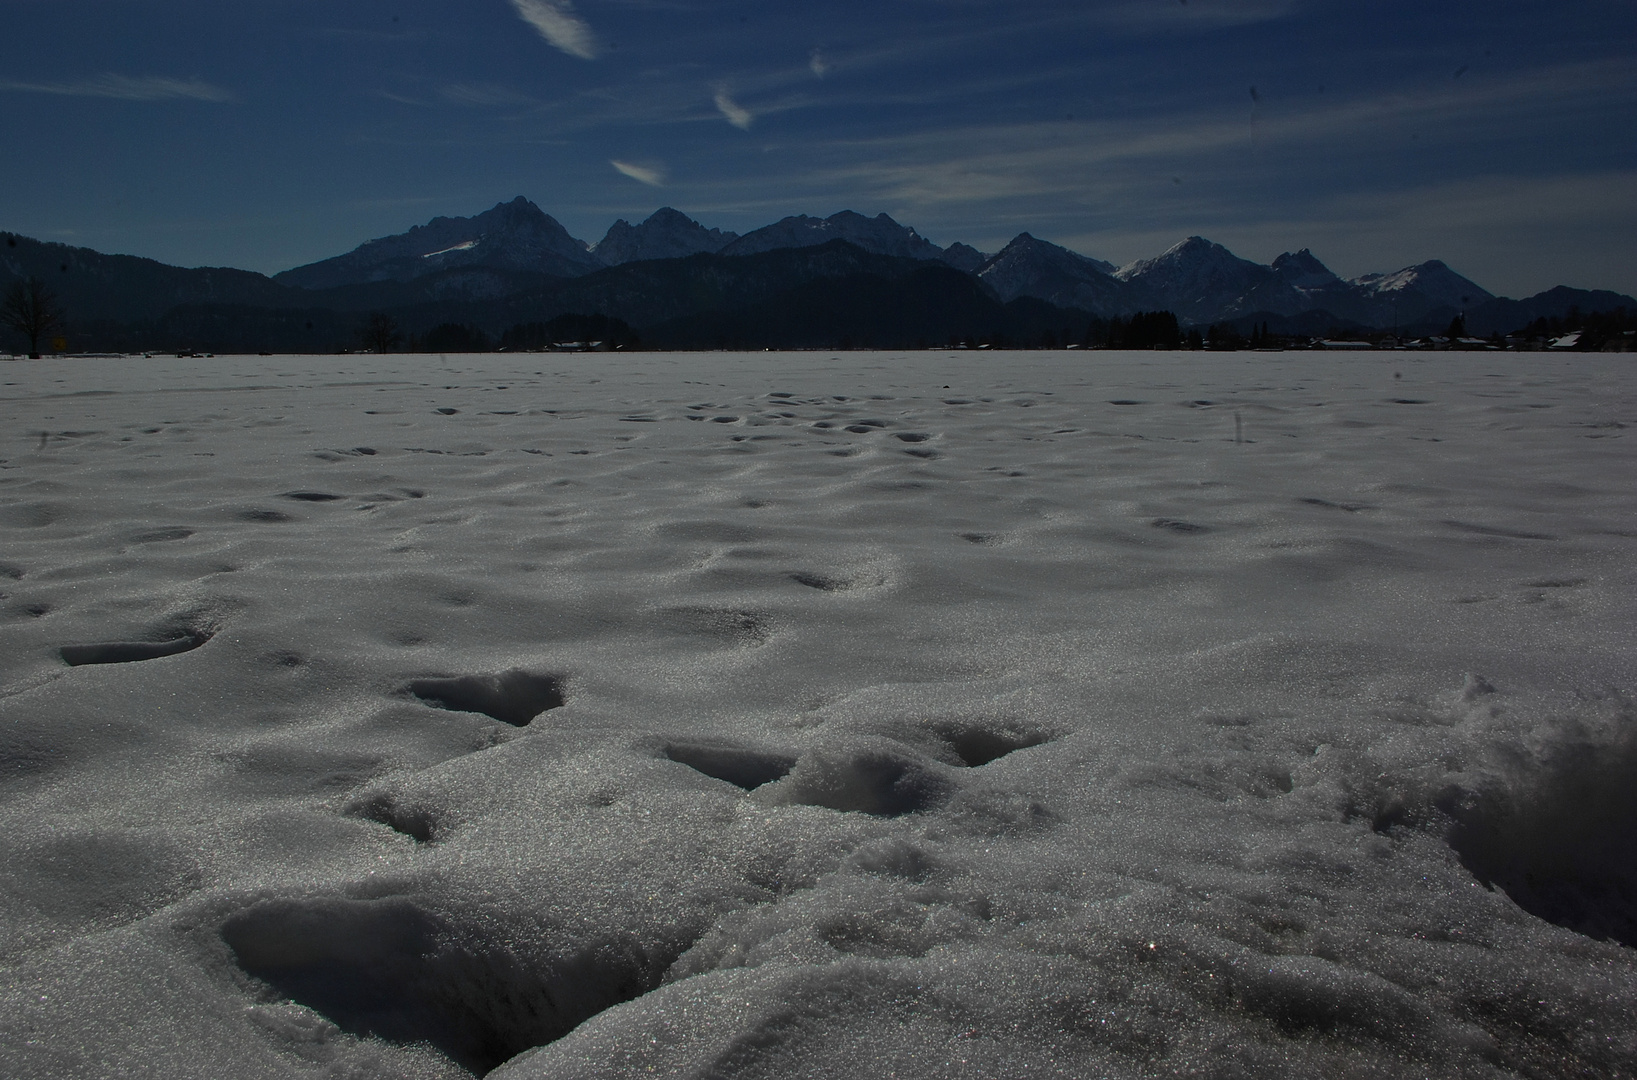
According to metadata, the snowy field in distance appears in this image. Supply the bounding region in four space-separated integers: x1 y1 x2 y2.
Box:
1 349 1634 1079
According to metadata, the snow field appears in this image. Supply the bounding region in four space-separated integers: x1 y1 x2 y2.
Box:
0 350 1634 1079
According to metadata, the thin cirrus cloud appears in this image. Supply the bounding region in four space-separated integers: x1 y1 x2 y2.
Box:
611 160 666 186
0 74 235 102
509 0 600 60
713 89 754 130
440 83 540 107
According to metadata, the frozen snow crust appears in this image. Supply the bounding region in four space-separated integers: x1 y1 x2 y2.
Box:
1 350 1635 1079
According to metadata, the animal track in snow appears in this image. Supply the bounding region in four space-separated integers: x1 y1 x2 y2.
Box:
1298 497 1369 513
788 568 883 592
1151 518 1210 534
1442 520 1557 541
659 607 772 647
927 721 1051 767
61 628 212 666
407 670 565 727
346 791 438 843
663 741 797 790
129 527 194 543
790 572 848 592
764 748 949 817
222 896 670 1075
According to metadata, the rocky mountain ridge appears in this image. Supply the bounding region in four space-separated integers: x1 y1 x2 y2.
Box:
3 198 1631 353
263 200 1521 330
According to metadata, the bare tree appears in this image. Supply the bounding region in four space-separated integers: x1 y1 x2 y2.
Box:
2 277 64 358
364 312 402 354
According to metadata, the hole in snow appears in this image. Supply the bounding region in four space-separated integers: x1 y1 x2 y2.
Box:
790 572 847 591
130 526 194 543
222 896 667 1075
1446 715 1637 948
61 628 212 666
663 741 796 790
407 671 564 727
930 723 1051 768
346 792 439 843
765 749 949 817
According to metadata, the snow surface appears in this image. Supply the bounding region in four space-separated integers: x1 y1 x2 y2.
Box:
423 241 481 259
2 350 1635 1079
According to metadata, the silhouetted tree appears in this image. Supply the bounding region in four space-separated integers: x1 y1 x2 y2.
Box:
1206 323 1244 350
1105 311 1181 349
364 312 401 354
1446 314 1467 339
3 277 64 358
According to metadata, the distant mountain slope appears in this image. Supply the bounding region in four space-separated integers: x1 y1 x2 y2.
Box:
721 211 946 260
1454 286 1636 336
1114 237 1279 324
273 197 600 289
592 207 738 265
977 233 1132 315
1352 260 1492 312
420 240 982 333
0 231 291 323
643 264 1091 350
938 242 990 273
6 196 1633 353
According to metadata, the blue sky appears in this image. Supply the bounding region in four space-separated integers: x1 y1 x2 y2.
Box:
2 0 1633 297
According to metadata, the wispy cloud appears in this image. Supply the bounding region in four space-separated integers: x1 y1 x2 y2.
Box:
714 89 754 129
0 74 235 102
373 89 430 106
509 0 600 60
611 159 667 186
783 56 1637 212
1098 0 1302 32
809 49 829 78
440 83 540 107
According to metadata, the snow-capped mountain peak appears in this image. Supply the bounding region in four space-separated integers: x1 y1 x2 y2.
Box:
1113 237 1276 323
274 196 600 289
1115 236 1253 282
976 233 1131 313
1351 260 1494 309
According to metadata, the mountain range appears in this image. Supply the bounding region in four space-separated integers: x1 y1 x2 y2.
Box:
2 198 1631 352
